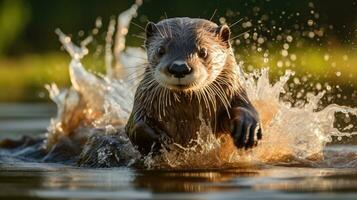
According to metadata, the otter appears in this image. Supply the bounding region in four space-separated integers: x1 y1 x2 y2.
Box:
126 17 262 155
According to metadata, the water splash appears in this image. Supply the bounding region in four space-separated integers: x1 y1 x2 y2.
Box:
46 2 357 169
144 70 357 169
44 1 143 148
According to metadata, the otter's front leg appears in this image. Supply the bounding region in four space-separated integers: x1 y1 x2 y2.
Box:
221 104 262 150
229 106 262 149
126 115 163 155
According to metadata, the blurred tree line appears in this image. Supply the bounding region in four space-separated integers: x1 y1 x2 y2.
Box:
0 0 356 57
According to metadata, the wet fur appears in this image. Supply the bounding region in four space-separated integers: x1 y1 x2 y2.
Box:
126 18 261 155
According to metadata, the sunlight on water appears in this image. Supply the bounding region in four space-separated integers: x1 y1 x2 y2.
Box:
46 1 357 169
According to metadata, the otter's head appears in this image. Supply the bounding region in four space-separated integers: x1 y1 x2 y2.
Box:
145 18 233 91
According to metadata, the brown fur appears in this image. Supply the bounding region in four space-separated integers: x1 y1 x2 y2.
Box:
126 18 259 155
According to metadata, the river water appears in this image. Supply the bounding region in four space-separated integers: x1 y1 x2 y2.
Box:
1 165 357 200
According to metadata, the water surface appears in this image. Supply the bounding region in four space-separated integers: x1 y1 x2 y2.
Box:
1 104 357 200
1 155 357 200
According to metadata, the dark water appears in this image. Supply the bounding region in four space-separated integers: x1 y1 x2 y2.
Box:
1 104 357 200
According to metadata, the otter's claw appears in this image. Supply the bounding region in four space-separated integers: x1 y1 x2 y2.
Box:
229 107 262 149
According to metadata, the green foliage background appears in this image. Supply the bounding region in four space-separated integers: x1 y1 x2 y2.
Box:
0 0 356 105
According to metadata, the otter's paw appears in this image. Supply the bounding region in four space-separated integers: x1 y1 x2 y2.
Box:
229 107 262 149
131 120 164 155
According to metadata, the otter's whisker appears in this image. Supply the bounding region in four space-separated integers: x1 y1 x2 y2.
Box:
151 86 161 117
153 24 165 38
205 85 217 113
209 9 218 21
163 88 167 109
127 55 148 61
161 25 168 38
124 69 146 80
139 78 155 90
164 88 170 108
229 18 244 28
140 71 156 89
230 29 251 41
210 82 231 116
131 21 146 31
173 92 180 102
165 20 173 38
160 87 166 117
125 73 145 83
200 88 211 116
132 34 146 40
205 85 219 132
164 12 168 19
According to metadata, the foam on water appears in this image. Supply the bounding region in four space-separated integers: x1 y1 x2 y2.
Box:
47 2 357 169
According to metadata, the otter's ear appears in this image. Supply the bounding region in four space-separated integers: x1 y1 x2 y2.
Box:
217 25 231 46
145 22 157 38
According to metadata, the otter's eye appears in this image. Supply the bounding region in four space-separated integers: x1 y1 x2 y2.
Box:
198 48 208 59
157 46 166 56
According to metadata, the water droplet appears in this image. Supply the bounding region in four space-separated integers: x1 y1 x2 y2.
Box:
316 83 322 90
308 32 315 38
324 54 329 61
219 17 226 24
285 61 291 67
64 36 71 43
286 35 293 42
283 43 289 49
95 17 103 28
277 61 283 67
290 54 297 61
293 77 301 84
244 33 250 39
92 28 99 35
242 21 252 28
281 49 289 57
121 28 128 35
78 30 85 37
343 55 348 61
307 19 314 26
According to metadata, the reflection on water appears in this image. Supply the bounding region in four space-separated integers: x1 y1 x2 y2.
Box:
1 157 357 200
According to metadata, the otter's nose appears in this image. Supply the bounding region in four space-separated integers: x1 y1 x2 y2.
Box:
168 62 192 78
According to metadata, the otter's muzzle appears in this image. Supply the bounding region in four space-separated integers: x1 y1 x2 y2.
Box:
168 61 192 78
